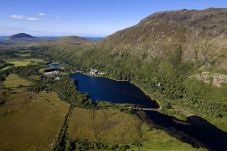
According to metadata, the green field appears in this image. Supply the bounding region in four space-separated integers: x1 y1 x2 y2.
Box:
15 53 31 57
4 74 32 88
67 108 205 151
0 91 69 151
6 58 45 67
0 66 12 71
15 50 32 57
68 108 142 144
7 60 31 66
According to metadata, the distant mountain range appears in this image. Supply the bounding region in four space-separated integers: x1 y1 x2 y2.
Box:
0 34 104 50
0 35 103 42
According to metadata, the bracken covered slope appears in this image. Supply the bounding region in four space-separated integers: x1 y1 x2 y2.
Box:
99 8 227 68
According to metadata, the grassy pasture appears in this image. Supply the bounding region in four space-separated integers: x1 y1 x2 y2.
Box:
18 50 32 53
29 75 41 81
6 58 45 67
0 66 12 71
4 74 32 88
0 91 69 151
15 52 31 57
15 49 32 57
68 108 142 144
6 60 31 67
68 108 206 151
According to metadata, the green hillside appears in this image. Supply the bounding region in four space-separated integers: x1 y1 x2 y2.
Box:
35 8 227 132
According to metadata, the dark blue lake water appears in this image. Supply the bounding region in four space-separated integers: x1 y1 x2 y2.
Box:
69 73 227 151
70 73 159 108
49 63 61 68
141 111 227 151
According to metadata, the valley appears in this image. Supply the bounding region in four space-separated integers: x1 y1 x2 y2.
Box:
0 6 227 151
0 47 212 151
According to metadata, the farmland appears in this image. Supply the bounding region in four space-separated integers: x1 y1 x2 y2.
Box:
4 74 32 88
68 108 142 144
6 58 45 67
0 91 69 151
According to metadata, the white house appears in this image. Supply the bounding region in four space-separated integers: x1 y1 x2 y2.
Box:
90 69 98 76
44 70 59 76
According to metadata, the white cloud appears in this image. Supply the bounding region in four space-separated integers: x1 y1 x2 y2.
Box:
10 15 26 20
9 14 39 21
38 13 46 16
27 17 39 21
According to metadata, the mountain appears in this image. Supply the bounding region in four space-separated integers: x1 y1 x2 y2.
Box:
23 8 227 141
44 8 227 86
99 8 227 70
42 36 93 48
1 8 226 151
53 36 90 44
0 34 49 50
10 33 35 39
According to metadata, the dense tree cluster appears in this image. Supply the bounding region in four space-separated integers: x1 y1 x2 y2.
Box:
29 76 94 107
31 46 227 119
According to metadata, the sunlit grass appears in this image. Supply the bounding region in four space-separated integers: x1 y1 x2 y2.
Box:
128 124 207 151
68 108 142 144
6 58 45 67
15 53 31 57
0 66 12 71
4 74 32 88
0 91 69 151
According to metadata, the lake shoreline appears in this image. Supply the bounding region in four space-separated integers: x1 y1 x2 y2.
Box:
69 71 162 109
61 69 227 151
70 72 160 109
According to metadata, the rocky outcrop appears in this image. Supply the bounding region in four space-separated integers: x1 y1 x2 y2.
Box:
190 71 227 87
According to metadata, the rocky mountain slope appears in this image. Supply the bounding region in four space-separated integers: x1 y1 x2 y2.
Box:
41 8 227 86
99 8 227 69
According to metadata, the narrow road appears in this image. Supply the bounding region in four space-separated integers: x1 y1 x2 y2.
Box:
135 107 159 111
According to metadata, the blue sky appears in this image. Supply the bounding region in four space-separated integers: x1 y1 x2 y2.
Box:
0 0 227 36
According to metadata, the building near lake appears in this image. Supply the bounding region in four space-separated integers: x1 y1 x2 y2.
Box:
44 68 60 76
90 69 98 76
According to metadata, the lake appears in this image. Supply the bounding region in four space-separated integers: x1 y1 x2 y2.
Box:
139 111 227 151
70 73 159 108
69 73 227 151
49 63 61 68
